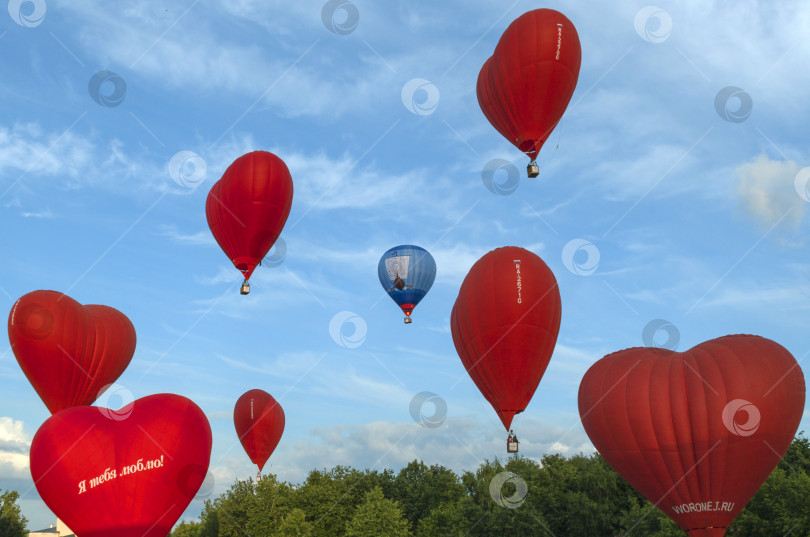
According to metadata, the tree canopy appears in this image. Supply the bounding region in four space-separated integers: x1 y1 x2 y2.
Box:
172 434 810 537
0 489 28 537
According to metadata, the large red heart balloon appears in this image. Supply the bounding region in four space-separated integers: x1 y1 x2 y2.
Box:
477 9 581 162
451 246 561 430
30 393 212 537
578 335 805 537
8 290 136 414
234 389 285 473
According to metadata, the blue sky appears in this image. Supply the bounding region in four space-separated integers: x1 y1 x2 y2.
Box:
2 0 810 529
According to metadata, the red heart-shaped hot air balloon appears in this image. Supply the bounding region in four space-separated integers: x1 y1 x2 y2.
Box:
30 393 212 537
234 389 285 476
8 290 136 414
578 335 805 537
205 151 294 292
451 246 561 430
477 9 581 169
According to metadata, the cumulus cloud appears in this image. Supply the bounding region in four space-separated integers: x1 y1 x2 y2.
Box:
0 417 30 478
206 417 595 488
735 154 805 230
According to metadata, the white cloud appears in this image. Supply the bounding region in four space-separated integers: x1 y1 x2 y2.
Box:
191 265 342 318
546 344 604 381
429 243 486 285
0 417 30 478
700 282 810 311
735 154 805 229
215 350 326 380
249 417 597 484
309 370 413 408
283 150 425 213
21 210 54 219
60 1 400 120
0 122 168 194
0 122 94 182
158 225 215 246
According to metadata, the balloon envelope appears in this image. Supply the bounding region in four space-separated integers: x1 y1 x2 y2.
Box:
477 9 581 160
451 246 561 429
234 389 285 472
8 290 136 414
205 151 293 282
30 393 213 537
377 245 436 322
578 335 805 537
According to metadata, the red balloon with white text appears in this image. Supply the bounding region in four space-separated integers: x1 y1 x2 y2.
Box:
451 246 561 430
30 393 213 537
578 335 805 537
234 389 285 475
477 9 581 165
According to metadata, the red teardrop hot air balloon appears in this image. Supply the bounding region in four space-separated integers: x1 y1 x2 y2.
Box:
451 247 561 433
206 151 293 295
234 389 285 479
578 335 805 537
8 290 136 414
477 9 581 177
29 393 213 537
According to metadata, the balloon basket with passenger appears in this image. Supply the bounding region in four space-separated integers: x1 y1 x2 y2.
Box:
527 161 539 178
506 429 519 453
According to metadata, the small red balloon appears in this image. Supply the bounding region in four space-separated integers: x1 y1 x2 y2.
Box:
29 393 213 537
477 9 581 161
234 389 285 472
451 246 561 430
578 335 805 537
8 290 136 414
206 151 293 282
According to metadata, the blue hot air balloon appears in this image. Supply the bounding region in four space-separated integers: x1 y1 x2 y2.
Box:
377 245 436 324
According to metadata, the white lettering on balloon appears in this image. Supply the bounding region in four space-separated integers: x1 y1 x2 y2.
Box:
77 455 165 495
514 261 522 304
556 24 563 60
671 501 735 514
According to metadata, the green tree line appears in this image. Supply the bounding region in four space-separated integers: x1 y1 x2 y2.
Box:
165 433 806 536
